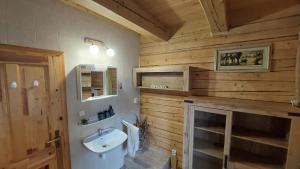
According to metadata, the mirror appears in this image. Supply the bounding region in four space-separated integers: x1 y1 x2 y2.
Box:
106 67 117 96
77 65 117 102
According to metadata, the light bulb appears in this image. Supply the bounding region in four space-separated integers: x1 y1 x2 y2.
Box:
106 48 115 57
89 45 99 55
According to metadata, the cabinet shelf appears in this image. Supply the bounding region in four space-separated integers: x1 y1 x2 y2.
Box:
231 149 285 169
232 128 288 149
194 126 288 149
193 140 224 160
193 154 223 169
194 126 225 135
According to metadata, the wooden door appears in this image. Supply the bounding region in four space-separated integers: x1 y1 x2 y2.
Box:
0 45 70 169
186 105 232 169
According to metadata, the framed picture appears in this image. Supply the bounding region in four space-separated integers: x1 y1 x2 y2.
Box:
214 44 272 72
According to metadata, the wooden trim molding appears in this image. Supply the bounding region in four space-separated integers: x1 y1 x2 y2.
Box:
198 0 229 35
0 44 63 56
292 27 300 107
62 0 171 41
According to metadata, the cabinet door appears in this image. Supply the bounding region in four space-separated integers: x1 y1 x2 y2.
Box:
286 117 300 169
189 106 232 169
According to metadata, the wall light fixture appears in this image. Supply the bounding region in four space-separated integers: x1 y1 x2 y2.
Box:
84 37 115 56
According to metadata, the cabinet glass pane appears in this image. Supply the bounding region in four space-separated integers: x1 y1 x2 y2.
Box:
193 110 226 169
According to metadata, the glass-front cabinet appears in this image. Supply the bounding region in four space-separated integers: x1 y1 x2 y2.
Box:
185 106 232 169
184 98 299 169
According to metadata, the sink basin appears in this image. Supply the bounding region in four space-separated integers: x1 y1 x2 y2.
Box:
82 128 127 153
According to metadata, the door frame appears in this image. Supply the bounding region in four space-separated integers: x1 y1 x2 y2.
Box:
0 44 71 169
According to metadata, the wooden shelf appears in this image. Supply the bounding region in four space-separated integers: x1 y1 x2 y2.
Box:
195 126 225 135
193 139 224 159
133 66 192 92
194 126 288 149
231 149 285 169
193 154 222 169
232 128 288 149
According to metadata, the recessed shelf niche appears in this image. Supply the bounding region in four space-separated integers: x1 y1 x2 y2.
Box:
133 66 192 91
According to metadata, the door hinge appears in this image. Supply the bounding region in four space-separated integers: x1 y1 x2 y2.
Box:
0 88 2 102
184 100 193 103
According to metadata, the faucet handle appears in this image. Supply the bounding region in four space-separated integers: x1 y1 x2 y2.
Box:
97 128 103 135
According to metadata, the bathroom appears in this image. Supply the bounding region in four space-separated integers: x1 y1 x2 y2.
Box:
1 0 300 169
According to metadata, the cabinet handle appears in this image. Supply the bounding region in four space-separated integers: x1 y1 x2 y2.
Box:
224 155 228 169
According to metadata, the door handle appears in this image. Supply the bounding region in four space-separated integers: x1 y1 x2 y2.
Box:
47 137 60 144
47 130 61 148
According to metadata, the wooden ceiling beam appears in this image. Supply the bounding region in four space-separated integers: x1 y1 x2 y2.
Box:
62 0 171 41
199 0 229 36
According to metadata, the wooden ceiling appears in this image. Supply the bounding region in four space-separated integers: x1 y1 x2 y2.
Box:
227 0 300 27
62 0 300 41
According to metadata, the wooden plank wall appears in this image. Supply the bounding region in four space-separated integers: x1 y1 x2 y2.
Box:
139 3 300 168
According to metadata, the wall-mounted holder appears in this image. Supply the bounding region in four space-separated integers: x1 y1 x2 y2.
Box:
78 105 115 126
9 81 17 89
33 80 39 87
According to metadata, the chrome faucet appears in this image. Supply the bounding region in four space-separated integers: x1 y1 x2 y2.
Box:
97 128 103 136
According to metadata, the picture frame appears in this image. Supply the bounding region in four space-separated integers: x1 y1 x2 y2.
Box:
214 44 272 72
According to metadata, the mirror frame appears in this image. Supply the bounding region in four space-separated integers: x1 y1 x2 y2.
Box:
76 64 118 102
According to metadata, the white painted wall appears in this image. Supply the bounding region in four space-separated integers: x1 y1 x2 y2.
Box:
0 0 140 169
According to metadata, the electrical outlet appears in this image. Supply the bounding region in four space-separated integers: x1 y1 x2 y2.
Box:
171 149 176 155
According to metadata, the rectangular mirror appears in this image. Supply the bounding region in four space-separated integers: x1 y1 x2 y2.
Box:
77 64 117 102
106 67 117 95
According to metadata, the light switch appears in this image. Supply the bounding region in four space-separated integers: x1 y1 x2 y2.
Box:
133 97 139 104
79 110 86 117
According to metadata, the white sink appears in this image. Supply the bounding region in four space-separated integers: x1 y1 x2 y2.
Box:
82 128 127 154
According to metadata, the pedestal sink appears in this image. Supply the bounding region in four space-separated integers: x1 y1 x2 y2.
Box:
82 128 127 154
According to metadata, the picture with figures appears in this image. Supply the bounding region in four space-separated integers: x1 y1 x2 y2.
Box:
215 44 271 72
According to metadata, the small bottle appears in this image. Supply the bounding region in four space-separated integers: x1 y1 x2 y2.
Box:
108 105 115 116
171 149 177 169
98 112 105 120
104 110 110 118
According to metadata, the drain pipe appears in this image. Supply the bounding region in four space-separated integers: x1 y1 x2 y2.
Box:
292 27 300 107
